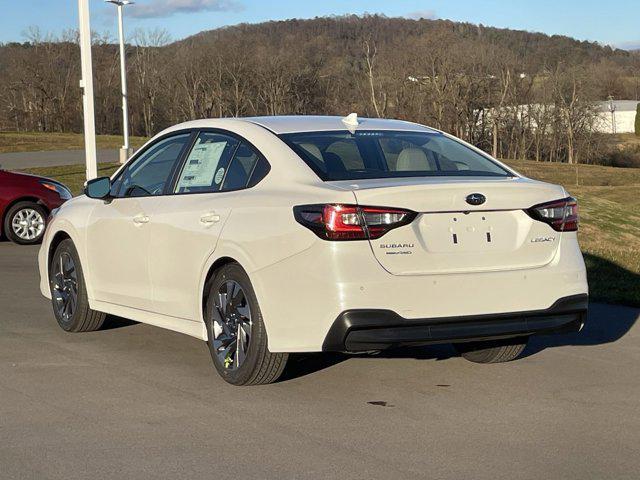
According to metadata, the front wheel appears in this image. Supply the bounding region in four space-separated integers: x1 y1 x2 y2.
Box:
454 337 528 363
204 263 288 386
49 239 106 332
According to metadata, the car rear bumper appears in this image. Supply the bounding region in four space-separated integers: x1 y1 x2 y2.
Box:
322 294 588 352
252 231 587 352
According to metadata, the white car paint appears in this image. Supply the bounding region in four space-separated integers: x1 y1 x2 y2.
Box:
38 116 588 352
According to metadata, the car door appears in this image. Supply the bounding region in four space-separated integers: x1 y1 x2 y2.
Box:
148 131 269 321
86 132 192 310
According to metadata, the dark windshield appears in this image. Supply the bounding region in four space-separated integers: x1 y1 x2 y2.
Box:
280 130 512 181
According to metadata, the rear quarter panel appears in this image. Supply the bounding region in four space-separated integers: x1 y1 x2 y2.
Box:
201 183 356 332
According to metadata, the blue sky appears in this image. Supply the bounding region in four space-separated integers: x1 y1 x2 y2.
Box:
2 0 639 49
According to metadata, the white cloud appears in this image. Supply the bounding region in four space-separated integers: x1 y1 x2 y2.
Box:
404 9 437 20
129 0 244 19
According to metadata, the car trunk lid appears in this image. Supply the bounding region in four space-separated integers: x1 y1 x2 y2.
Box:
328 176 566 275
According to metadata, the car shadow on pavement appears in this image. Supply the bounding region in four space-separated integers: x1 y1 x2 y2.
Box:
523 254 639 358
100 315 139 330
522 302 639 357
375 343 458 361
278 344 458 382
279 353 350 381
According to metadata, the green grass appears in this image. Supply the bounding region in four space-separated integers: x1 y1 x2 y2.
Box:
23 163 121 195
21 159 640 308
0 132 148 153
506 160 640 307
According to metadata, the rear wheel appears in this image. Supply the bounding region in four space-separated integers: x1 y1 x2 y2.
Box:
204 263 287 386
4 201 47 245
49 239 106 332
454 337 528 363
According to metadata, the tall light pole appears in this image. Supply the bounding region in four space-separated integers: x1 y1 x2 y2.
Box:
78 0 98 180
608 96 617 135
106 0 134 164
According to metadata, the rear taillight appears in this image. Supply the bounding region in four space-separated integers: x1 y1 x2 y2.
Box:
526 197 579 232
294 204 416 241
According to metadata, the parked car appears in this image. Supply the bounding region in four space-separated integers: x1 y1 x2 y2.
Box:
0 167 72 245
38 116 588 385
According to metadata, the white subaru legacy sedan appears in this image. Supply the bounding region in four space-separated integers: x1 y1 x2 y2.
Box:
38 116 588 385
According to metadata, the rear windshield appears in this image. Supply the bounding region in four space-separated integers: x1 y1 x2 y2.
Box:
280 130 512 181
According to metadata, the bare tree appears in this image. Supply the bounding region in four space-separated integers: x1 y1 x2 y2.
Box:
0 16 628 166
363 40 386 117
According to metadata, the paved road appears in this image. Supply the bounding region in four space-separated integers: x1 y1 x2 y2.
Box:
0 149 118 170
1 242 639 479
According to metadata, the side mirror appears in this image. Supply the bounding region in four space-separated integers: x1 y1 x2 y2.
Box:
85 176 112 200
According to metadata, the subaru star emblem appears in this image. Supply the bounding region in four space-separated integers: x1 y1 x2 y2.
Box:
466 193 486 206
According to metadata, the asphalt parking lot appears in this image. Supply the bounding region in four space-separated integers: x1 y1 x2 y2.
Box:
1 242 639 479
0 149 118 169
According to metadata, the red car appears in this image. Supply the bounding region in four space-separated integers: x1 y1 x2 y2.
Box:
0 168 72 245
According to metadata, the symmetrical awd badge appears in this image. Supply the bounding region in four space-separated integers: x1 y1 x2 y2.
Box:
466 193 486 206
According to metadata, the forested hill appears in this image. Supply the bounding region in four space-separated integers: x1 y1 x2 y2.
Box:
1 14 639 165
178 15 637 72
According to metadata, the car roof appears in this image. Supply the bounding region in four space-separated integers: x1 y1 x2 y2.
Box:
244 115 436 134
163 115 436 135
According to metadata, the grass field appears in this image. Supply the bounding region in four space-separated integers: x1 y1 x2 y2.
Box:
508 160 640 307
23 162 122 194
0 132 148 153
21 159 640 308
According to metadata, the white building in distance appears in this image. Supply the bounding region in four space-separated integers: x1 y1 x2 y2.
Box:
478 100 639 135
596 100 639 134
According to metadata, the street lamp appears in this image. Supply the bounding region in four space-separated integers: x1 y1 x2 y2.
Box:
78 0 97 180
105 0 134 164
608 96 617 135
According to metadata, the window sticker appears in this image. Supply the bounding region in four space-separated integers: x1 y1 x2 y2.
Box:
214 167 225 185
177 140 227 189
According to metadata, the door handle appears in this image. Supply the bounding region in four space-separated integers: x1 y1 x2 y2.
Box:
200 212 221 225
133 214 150 225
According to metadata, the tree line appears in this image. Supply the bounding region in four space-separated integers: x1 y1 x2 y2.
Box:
1 15 639 164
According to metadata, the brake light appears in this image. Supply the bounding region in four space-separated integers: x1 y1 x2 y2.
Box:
526 197 579 232
294 204 416 241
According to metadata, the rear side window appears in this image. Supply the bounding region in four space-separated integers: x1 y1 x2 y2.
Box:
174 133 270 194
281 130 511 181
221 143 259 191
174 132 239 194
247 156 270 188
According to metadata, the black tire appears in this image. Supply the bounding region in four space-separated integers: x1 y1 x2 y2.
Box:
3 201 48 245
454 337 528 363
204 263 288 386
49 239 106 332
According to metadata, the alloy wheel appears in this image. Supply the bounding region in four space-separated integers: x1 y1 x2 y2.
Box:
212 280 253 370
11 208 45 241
51 251 78 322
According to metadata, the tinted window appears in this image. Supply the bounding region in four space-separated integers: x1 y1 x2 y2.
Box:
247 156 270 188
281 131 511 181
221 142 261 191
174 132 239 194
115 134 190 197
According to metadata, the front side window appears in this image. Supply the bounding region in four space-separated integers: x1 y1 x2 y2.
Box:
281 130 512 181
114 133 191 197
